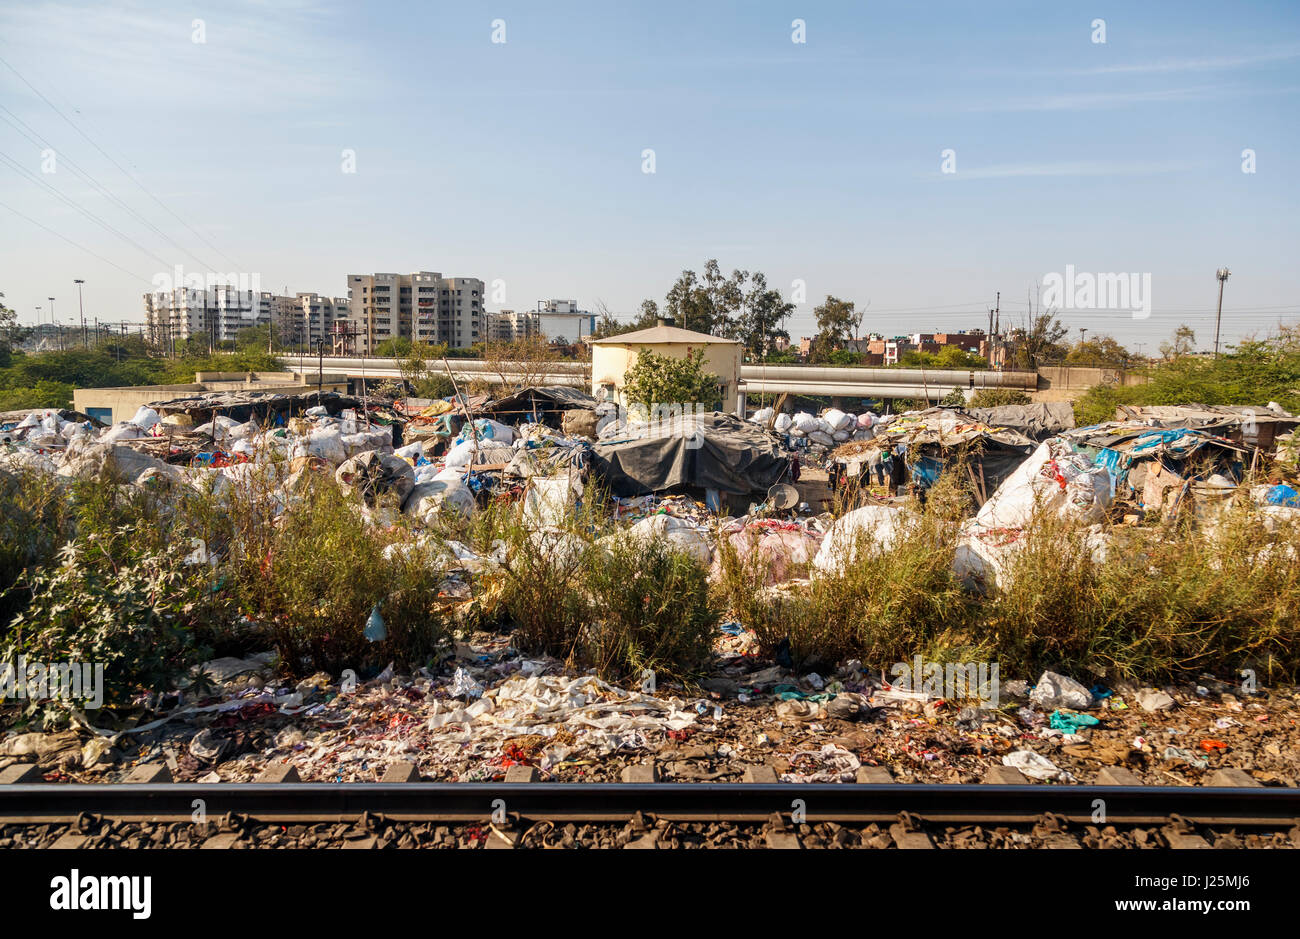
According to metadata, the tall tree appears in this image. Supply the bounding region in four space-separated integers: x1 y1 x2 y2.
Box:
731 271 794 357
811 295 857 360
1159 324 1196 360
664 260 746 334
0 292 29 367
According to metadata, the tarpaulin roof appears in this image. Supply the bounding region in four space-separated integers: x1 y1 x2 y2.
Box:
591 411 790 496
489 385 599 416
964 402 1075 441
151 390 368 423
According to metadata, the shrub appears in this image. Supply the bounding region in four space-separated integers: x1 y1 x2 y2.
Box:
967 388 1031 409
226 474 451 676
2 532 224 717
491 501 597 664
585 536 719 683
717 473 976 668
0 468 72 625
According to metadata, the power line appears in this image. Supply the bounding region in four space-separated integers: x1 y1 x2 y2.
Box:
0 50 242 270
0 197 154 284
0 104 219 271
0 149 175 269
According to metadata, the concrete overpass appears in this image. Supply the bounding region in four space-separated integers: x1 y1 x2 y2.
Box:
290 355 1040 403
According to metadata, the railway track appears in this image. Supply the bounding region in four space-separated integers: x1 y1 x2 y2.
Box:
2 776 1298 848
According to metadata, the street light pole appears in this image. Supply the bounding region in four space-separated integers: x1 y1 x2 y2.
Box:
74 279 86 348
1213 267 1231 359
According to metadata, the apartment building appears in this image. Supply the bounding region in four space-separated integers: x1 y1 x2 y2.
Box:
143 287 348 351
340 271 484 353
483 308 539 342
143 286 268 349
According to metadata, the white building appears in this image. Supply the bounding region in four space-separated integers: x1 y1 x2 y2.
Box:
484 308 539 342
535 299 594 343
341 271 485 353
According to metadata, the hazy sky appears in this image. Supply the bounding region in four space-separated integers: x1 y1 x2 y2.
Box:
1 0 1297 352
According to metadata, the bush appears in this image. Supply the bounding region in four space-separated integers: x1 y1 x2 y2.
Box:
585 536 719 683
980 502 1300 683
0 468 74 625
2 532 224 717
490 501 597 663
967 388 1031 409
226 473 451 676
717 473 976 669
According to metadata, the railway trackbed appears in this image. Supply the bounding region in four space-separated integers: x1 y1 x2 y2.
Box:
3 774 1299 848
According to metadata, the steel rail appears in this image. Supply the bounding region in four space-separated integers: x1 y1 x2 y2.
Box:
1 783 1297 827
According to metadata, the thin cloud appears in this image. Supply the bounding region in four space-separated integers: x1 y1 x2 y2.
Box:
1082 45 1300 75
970 86 1212 112
941 160 1203 180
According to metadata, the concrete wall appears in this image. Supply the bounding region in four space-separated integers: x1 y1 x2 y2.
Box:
592 341 743 412
74 378 349 424
1032 366 1148 403
74 385 205 424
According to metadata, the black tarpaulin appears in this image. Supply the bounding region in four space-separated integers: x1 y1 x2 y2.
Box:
591 412 790 496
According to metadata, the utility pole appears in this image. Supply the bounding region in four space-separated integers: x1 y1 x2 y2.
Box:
74 279 86 347
1214 267 1231 358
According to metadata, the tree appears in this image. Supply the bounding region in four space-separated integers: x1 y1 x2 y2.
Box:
731 271 794 358
811 295 857 360
373 336 415 358
899 346 989 370
1159 325 1196 361
664 260 747 335
1008 311 1069 369
1065 334 1134 367
622 348 721 411
0 292 31 367
397 340 454 399
588 299 659 342
234 323 288 353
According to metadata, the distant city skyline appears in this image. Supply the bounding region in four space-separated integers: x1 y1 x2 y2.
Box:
2 0 1297 353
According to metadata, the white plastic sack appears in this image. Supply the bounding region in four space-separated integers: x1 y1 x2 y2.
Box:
443 439 477 470
101 422 144 443
521 476 572 528
823 408 853 432
774 413 793 433
302 427 347 465
403 479 474 520
792 412 818 434
975 441 1111 530
813 505 910 575
624 515 712 566
130 406 161 431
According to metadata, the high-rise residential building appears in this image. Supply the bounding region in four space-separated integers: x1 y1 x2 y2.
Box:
484 308 539 342
143 286 348 352
340 271 484 353
143 286 268 350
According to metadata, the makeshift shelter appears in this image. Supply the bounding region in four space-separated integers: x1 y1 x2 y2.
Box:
591 411 790 498
964 402 1075 441
828 407 1037 505
487 386 598 428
